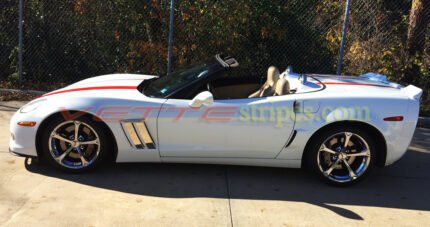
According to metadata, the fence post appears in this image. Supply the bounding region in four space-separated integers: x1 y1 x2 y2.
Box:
336 0 352 75
18 0 24 82
167 0 175 74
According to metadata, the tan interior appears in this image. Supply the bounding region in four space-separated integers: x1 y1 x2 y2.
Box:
274 78 291 96
248 66 280 98
210 66 291 100
213 83 261 99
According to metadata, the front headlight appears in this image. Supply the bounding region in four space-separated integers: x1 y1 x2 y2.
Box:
20 99 47 113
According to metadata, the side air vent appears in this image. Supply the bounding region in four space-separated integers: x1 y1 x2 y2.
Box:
120 120 156 149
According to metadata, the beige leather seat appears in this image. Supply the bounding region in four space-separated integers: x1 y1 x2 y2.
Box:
274 78 291 96
249 66 280 98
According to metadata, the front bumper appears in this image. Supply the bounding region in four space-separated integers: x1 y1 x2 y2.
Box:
9 110 40 157
9 147 37 158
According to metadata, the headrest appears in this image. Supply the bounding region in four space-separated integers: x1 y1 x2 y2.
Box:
275 78 290 96
267 66 280 86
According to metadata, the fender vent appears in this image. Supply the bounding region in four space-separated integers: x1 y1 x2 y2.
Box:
120 120 156 149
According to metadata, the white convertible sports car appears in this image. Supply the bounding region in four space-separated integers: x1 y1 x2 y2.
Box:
9 55 423 185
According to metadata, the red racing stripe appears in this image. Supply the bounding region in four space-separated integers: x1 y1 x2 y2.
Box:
42 86 137 97
316 82 393 88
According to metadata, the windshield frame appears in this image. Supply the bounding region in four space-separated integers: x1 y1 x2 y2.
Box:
142 61 226 99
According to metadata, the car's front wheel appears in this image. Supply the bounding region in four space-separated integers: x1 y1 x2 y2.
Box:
41 115 111 173
307 126 376 186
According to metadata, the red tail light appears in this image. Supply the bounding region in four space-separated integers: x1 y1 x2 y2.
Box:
383 116 404 121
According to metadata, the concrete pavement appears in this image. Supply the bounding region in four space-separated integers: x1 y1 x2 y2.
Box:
1 102 430 226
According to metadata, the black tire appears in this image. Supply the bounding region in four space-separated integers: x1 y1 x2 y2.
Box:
41 114 111 173
306 126 376 186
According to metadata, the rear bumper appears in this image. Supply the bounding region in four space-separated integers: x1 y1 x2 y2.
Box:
384 99 419 166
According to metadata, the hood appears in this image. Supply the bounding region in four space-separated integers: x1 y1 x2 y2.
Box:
41 74 157 98
69 73 157 88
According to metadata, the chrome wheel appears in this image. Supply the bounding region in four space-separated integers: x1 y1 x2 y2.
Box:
317 132 371 183
48 120 100 169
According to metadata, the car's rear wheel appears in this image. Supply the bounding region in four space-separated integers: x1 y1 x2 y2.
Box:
307 126 376 186
41 115 110 173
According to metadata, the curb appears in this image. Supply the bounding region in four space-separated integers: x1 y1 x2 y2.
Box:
418 117 430 129
0 88 47 95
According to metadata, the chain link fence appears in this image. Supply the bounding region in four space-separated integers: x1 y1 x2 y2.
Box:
0 0 18 83
0 1 429 104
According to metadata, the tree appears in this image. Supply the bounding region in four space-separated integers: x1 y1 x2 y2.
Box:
403 0 430 84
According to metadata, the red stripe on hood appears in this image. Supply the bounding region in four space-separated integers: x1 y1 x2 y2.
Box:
42 86 137 97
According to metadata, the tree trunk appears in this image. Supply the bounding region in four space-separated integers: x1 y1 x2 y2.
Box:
403 0 430 84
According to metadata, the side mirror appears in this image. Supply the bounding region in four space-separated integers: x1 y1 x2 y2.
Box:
189 91 214 108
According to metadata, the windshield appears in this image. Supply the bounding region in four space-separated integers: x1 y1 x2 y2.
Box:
143 62 223 98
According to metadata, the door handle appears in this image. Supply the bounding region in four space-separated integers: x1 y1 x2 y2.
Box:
294 100 303 113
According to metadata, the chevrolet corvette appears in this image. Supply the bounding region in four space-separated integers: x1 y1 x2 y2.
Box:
9 54 423 185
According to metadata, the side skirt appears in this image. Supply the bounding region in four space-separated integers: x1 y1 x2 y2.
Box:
159 157 302 168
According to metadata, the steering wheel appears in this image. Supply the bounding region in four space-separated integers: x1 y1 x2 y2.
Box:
206 82 217 98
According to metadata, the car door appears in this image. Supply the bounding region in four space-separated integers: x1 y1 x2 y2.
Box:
157 95 296 158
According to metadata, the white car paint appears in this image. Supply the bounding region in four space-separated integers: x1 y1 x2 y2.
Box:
158 96 295 158
9 71 422 168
